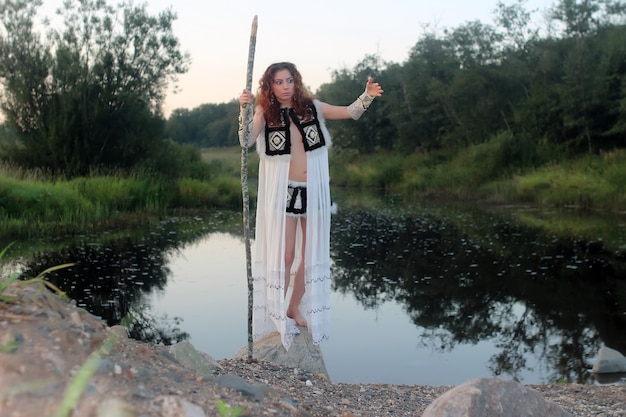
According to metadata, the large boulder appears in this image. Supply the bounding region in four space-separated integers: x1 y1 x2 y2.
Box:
233 331 329 379
422 377 572 417
592 346 626 374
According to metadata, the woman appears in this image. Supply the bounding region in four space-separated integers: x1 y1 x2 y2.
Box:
239 62 383 350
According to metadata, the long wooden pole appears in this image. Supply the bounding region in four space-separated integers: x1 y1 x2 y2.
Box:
239 15 257 361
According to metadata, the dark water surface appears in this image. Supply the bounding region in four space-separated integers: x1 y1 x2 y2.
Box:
5 192 626 386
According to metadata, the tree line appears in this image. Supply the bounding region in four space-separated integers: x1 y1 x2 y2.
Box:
168 0 626 168
0 0 193 178
1 0 626 178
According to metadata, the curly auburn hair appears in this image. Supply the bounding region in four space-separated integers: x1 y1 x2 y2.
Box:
256 62 314 126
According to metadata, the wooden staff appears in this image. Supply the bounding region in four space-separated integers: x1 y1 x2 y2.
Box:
239 15 257 361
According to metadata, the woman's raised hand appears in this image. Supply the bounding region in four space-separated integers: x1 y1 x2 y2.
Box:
366 77 384 97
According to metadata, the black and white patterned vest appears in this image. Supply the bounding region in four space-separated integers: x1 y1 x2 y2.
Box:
264 104 327 156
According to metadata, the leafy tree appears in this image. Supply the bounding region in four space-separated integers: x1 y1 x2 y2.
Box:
390 34 459 151
317 54 394 154
600 26 626 144
55 0 625 174
0 0 190 176
0 0 51 134
538 0 626 153
494 0 540 57
548 0 626 38
166 101 240 148
448 20 502 69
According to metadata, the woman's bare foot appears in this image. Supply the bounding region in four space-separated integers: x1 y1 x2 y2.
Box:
286 306 308 327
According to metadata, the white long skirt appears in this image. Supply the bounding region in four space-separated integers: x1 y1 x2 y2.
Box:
251 148 332 350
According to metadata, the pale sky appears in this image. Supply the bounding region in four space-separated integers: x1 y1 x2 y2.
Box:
39 0 552 116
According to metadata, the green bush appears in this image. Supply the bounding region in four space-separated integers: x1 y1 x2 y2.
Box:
69 176 133 212
425 133 509 195
332 151 405 189
0 177 93 221
177 178 218 207
177 176 243 210
514 153 623 208
213 176 244 209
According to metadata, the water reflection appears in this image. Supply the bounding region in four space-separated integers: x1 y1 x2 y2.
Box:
330 202 626 384
12 212 242 344
4 196 626 385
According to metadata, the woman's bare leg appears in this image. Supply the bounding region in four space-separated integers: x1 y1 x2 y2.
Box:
286 217 307 327
284 216 297 298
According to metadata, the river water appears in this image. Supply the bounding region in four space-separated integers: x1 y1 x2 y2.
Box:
6 190 626 386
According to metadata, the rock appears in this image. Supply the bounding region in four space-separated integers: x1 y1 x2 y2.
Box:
592 346 626 374
168 340 219 380
108 325 128 340
593 371 626 385
95 358 115 375
40 349 66 374
233 331 329 379
96 398 136 417
157 395 206 417
70 311 83 328
421 377 572 417
215 373 265 401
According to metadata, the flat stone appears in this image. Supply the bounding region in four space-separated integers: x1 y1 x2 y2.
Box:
96 398 135 417
157 395 206 417
233 331 329 379
168 340 218 380
215 373 264 401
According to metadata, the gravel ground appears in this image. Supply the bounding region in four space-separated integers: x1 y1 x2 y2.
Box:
0 278 625 416
216 358 626 417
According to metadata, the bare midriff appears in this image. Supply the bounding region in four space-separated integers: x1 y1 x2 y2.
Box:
288 123 307 183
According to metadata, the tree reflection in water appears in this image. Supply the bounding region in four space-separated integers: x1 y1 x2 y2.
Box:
330 203 626 384
15 212 241 347
6 199 626 384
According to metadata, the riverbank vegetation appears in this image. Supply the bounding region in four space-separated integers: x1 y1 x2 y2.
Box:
196 143 626 213
165 0 626 211
2 0 626 241
0 159 242 241
331 138 626 212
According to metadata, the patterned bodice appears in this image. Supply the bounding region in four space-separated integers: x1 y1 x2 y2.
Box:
264 105 327 156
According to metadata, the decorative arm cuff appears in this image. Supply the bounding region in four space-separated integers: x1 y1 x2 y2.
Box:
347 90 375 120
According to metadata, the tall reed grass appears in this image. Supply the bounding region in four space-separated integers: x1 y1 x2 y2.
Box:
0 165 245 241
329 136 626 211
330 151 405 189
511 151 626 210
5 141 626 241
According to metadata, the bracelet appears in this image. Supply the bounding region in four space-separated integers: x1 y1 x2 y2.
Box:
347 90 375 120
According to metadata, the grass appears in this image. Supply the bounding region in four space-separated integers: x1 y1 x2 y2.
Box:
331 151 405 190
508 150 626 210
207 143 626 213
4 140 626 242
0 263 73 304
330 136 511 196
216 399 244 417
201 146 259 179
330 138 626 212
0 163 247 241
